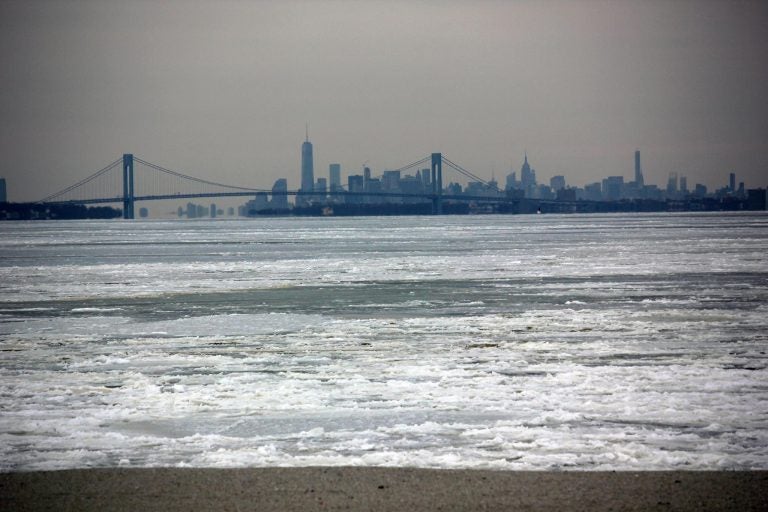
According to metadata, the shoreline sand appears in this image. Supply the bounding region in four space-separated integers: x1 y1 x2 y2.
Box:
1 468 766 511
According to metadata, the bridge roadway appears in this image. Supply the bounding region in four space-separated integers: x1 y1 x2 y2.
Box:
46 191 601 216
46 190 521 206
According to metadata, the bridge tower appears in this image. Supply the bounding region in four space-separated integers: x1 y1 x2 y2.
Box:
431 152 442 214
122 154 135 219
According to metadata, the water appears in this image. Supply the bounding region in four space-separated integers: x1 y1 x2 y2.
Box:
1 212 767 471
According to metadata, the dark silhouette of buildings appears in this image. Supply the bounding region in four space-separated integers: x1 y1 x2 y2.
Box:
1 202 120 220
235 140 766 217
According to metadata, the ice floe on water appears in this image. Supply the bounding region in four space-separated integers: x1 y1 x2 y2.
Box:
1 212 767 471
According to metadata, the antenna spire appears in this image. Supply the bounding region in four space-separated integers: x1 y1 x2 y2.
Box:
305 123 309 142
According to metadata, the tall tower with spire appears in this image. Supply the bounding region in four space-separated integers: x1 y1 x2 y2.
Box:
301 125 314 194
520 152 536 197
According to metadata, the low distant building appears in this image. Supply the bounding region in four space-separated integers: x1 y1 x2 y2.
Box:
382 170 401 196
556 188 576 201
347 175 364 204
271 179 289 209
366 178 382 203
550 175 566 191
184 203 210 218
505 171 517 191
421 169 431 189
623 182 639 199
537 184 554 200
244 193 269 214
315 177 327 198
747 189 767 210
584 182 602 202
465 181 487 196
602 176 624 201
447 182 462 195
400 175 425 203
643 185 663 201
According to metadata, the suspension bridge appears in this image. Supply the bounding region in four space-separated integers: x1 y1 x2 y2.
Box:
40 153 516 219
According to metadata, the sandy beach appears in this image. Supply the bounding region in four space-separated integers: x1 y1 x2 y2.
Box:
1 468 766 511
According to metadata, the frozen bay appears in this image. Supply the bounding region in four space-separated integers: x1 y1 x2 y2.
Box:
1 212 767 471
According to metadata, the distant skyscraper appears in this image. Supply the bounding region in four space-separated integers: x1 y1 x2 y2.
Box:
0 178 6 203
421 169 431 188
584 182 602 201
347 175 364 204
382 170 401 191
602 176 624 201
634 150 644 187
550 175 566 191
271 178 289 209
520 154 536 196
729 172 736 192
505 171 517 191
747 188 767 210
301 128 314 194
315 177 327 195
329 164 341 192
666 172 678 196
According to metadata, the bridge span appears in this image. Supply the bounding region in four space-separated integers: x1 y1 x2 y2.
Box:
41 152 533 219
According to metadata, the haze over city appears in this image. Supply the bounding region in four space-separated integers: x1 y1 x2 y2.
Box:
1 0 766 202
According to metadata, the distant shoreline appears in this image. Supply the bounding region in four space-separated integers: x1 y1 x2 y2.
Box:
2 195 765 221
2 467 766 511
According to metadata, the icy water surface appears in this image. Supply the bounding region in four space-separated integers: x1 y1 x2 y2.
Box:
1 212 767 471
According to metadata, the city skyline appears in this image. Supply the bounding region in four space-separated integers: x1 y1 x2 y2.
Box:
0 126 760 210
286 136 753 201
228 138 764 219
1 1 767 202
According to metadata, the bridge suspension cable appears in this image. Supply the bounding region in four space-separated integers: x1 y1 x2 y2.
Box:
389 156 432 174
37 152 507 212
132 157 268 192
40 158 123 202
441 156 503 193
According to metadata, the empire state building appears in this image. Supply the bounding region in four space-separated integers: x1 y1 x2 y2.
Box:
301 128 314 194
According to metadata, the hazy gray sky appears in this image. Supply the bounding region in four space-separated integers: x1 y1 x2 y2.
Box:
1 0 766 201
